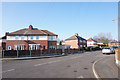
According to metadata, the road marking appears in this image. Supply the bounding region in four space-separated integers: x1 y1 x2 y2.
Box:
34 63 47 66
77 76 84 78
2 69 15 73
34 55 82 67
92 57 104 80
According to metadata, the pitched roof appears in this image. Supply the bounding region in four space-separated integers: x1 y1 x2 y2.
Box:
65 34 86 41
110 40 120 43
87 38 97 42
7 25 58 36
0 36 6 39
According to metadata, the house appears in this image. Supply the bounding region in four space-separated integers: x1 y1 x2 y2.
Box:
0 36 6 50
5 25 58 50
64 33 87 49
108 40 120 47
87 38 98 47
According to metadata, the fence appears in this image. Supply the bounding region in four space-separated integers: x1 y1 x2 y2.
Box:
2 48 83 57
115 48 120 67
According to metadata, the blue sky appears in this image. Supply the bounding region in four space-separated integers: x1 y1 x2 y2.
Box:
2 2 118 40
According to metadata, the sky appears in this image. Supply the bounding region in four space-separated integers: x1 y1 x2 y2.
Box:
2 2 118 40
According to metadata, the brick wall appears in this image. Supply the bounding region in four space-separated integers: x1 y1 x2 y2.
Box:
6 40 48 50
65 40 78 49
116 48 120 67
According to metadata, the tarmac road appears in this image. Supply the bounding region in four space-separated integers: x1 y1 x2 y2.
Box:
2 51 118 79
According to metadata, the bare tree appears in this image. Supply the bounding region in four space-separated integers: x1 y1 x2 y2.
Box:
93 32 113 44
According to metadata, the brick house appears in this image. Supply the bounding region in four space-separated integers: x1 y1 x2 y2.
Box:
87 38 98 47
5 25 58 50
64 33 87 49
0 36 6 50
108 40 120 47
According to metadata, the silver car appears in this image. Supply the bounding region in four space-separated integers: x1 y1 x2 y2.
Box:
102 47 115 54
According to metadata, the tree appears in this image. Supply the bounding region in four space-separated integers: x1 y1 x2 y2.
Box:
93 32 113 44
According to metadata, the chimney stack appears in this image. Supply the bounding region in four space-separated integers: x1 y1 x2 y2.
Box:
29 25 33 30
75 33 78 36
5 32 9 36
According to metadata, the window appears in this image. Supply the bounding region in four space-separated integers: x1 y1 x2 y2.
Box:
51 36 53 40
21 36 24 40
8 46 11 50
36 36 39 40
49 46 55 49
14 45 24 50
15 36 19 40
84 40 86 43
43 45 46 50
30 36 33 40
80 40 82 43
84 45 86 47
29 44 40 50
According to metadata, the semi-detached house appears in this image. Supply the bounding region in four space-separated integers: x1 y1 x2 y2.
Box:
6 25 58 50
64 33 87 49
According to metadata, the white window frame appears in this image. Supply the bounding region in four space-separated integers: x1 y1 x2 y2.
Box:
14 45 25 50
21 36 24 40
15 36 19 40
30 36 33 40
29 44 40 50
36 36 39 40
8 46 11 50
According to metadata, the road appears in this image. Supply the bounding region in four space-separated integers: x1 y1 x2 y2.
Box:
2 51 118 78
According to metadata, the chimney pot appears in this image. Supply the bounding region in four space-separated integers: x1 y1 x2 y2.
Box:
29 25 33 30
75 33 78 36
5 32 9 36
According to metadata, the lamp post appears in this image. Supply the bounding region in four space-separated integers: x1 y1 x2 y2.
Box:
112 19 120 42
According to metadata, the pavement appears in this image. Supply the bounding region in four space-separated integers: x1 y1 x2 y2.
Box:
1 51 119 79
1 52 72 61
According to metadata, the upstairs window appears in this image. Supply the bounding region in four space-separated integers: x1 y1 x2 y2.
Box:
15 36 19 40
30 36 33 40
36 36 39 40
80 40 82 43
21 36 24 40
51 36 53 40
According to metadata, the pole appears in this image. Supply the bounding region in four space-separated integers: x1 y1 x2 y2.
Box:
17 50 19 57
40 50 42 56
2 50 4 58
30 48 31 57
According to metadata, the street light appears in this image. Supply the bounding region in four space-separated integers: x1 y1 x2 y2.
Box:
112 18 119 42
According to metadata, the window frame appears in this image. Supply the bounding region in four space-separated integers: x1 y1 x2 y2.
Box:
8 46 11 50
36 36 39 40
15 36 19 40
30 36 34 40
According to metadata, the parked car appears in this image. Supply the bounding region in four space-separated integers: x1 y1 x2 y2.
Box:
102 47 115 54
112 46 118 50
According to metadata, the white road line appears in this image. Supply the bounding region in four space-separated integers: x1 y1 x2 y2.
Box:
34 55 82 67
92 57 104 80
34 63 47 66
2 69 15 73
77 76 84 78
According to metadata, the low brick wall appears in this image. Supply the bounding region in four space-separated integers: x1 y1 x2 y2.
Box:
115 48 120 67
3 49 62 57
64 49 83 53
2 48 83 57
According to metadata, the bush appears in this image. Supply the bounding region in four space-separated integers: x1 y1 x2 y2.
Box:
85 46 101 51
85 47 91 51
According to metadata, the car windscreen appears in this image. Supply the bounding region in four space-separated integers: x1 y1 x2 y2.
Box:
104 48 110 49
